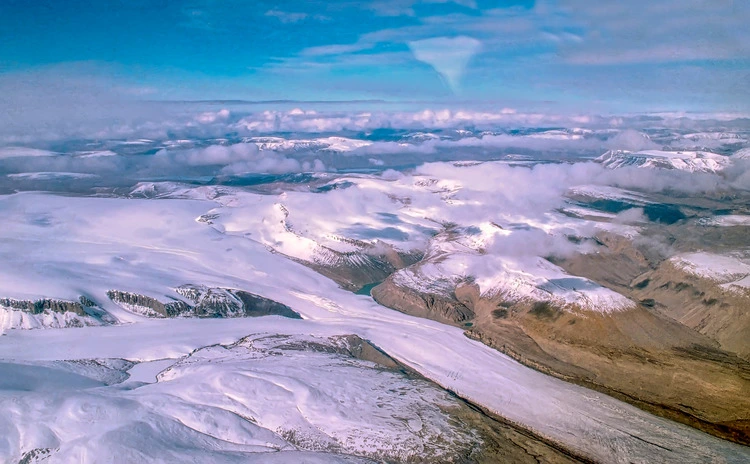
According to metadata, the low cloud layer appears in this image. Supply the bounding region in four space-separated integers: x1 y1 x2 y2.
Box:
0 98 747 191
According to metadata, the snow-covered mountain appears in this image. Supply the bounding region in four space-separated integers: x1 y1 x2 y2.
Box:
596 149 732 172
671 252 750 293
244 136 373 152
682 132 744 141
0 297 110 332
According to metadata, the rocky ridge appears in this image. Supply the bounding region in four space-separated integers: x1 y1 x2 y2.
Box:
107 285 301 319
0 296 112 332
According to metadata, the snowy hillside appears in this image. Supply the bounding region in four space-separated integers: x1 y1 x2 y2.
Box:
671 252 750 293
597 149 732 172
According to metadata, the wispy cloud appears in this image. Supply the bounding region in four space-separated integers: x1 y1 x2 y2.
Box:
179 8 215 30
551 0 750 65
408 36 481 92
366 0 479 17
264 9 330 24
2 0 748 112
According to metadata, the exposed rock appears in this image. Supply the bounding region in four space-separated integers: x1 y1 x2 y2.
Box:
596 149 731 173
227 333 588 464
371 278 474 326
232 289 301 319
0 296 110 331
78 295 97 308
558 229 750 360
18 447 56 464
108 286 301 319
372 259 750 446
0 297 86 316
629 259 750 359
106 290 190 318
555 231 654 292
469 298 750 446
304 248 423 292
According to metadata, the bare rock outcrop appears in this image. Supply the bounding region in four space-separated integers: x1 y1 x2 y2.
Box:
108 286 301 319
371 278 474 326
0 296 112 331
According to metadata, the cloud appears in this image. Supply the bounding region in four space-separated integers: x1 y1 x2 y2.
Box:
196 109 231 124
0 140 329 191
264 9 330 24
156 143 326 175
179 8 215 30
233 108 611 134
550 0 750 65
604 130 659 151
613 208 647 224
367 0 478 16
408 36 482 92
4 1 747 112
0 147 58 159
0 64 178 144
267 0 749 108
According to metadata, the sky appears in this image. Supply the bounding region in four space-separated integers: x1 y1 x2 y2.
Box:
0 0 749 112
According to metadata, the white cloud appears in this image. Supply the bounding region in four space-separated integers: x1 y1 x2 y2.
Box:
154 143 326 175
408 36 482 92
367 0 478 16
264 9 329 24
604 130 659 151
196 109 231 124
549 0 750 65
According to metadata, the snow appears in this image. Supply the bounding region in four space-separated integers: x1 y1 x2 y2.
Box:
697 215 750 227
194 162 639 315
126 359 179 383
671 252 750 291
0 161 748 462
561 206 618 220
7 172 98 180
392 233 634 314
0 306 101 332
527 129 586 140
1 319 747 463
682 132 744 141
597 149 732 172
147 334 478 460
567 184 651 203
247 136 373 153
0 333 482 462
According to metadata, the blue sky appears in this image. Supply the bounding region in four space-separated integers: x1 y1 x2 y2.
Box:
1 0 749 111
